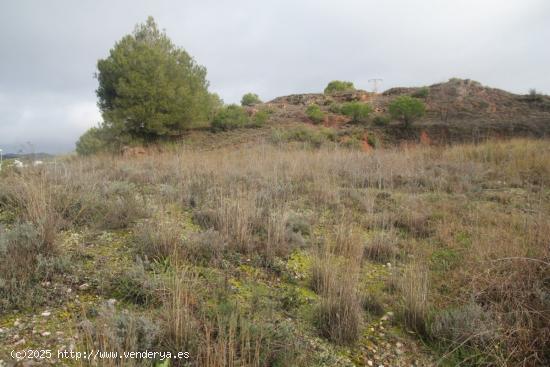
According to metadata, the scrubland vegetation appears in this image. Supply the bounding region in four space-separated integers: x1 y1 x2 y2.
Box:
4 14 550 367
1 138 549 366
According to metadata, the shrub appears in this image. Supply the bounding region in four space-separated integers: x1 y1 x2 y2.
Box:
241 93 262 106
250 108 270 127
134 218 183 261
389 95 426 127
412 87 429 99
271 126 329 148
324 80 355 94
99 181 148 229
340 136 362 150
328 102 341 113
367 134 379 148
364 230 399 263
185 229 226 266
211 104 249 131
105 260 162 306
430 303 499 349
306 104 324 124
373 115 390 126
0 223 67 310
340 102 372 123
79 306 161 361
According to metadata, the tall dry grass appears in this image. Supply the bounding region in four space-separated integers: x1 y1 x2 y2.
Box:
1 138 549 364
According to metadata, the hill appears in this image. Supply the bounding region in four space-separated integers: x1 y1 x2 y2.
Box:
254 79 550 143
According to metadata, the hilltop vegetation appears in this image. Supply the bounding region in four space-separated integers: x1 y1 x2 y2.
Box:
75 19 550 156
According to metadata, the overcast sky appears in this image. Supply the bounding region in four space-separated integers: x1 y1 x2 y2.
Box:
0 0 548 154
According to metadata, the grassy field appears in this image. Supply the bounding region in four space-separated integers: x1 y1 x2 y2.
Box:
0 138 549 366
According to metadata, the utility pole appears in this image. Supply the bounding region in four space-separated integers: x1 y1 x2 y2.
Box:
368 78 383 93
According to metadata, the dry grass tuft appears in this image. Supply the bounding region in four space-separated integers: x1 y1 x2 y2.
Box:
399 260 430 336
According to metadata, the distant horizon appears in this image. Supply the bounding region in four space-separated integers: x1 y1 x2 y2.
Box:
0 76 544 155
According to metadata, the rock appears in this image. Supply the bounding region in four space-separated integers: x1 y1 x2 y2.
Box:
13 319 22 327
367 361 373 366
66 288 72 293
41 311 51 317
396 342 403 348
386 262 392 268
107 298 117 307
41 331 51 337
0 328 4 333
79 283 90 291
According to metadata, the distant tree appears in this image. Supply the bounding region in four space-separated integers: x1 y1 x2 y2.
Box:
324 80 355 94
412 87 429 99
340 102 372 123
241 93 262 106
306 104 324 124
389 96 426 127
95 17 216 141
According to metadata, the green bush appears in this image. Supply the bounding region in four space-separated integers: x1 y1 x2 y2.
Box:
250 109 270 127
340 102 372 123
241 93 262 106
270 126 334 148
211 104 249 131
324 80 355 94
328 102 341 114
389 95 426 127
306 104 324 124
412 87 429 99
373 115 390 126
105 260 162 306
367 135 379 148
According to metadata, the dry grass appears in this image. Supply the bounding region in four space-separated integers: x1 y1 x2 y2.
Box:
1 138 549 365
134 216 184 261
398 261 430 337
311 224 364 344
364 229 400 263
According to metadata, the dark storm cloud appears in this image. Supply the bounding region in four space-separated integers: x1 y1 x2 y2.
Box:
1 0 549 153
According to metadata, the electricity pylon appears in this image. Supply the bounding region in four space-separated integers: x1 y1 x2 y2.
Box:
368 78 383 93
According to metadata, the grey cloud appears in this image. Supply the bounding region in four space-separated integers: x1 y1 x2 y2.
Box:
0 0 549 153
